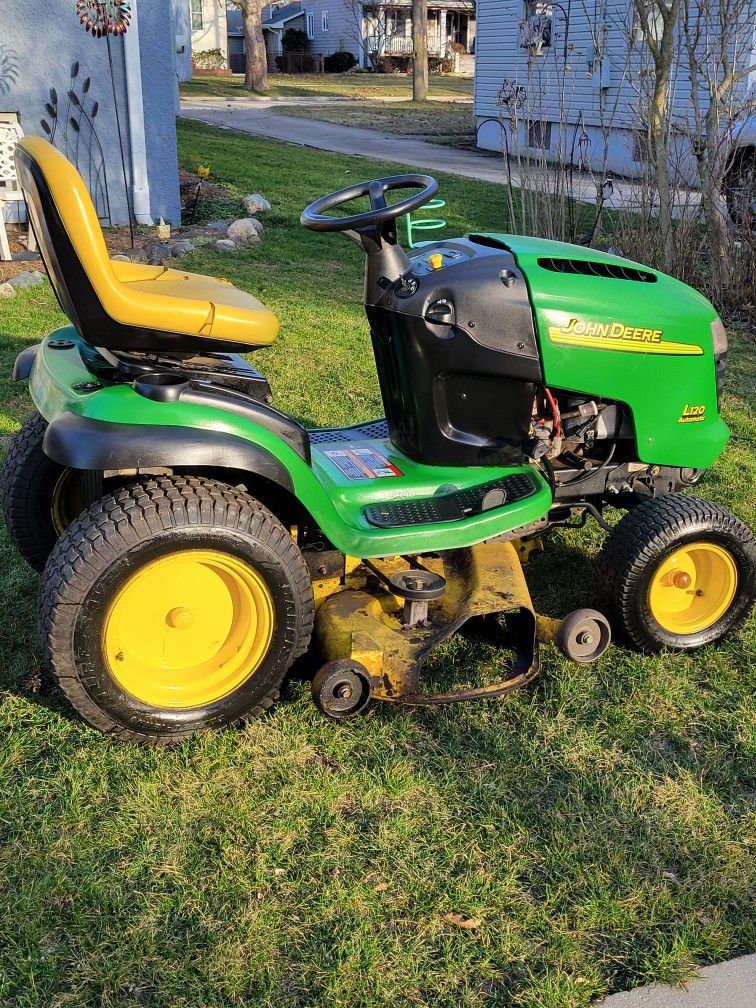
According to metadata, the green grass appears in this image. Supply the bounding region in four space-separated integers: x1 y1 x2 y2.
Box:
0 120 754 1008
180 72 474 100
281 99 475 146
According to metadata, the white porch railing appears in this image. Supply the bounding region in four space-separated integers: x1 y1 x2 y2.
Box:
371 34 444 56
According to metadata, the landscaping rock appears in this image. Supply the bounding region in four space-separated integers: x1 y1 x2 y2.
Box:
206 219 233 232
0 282 16 298
227 218 263 247
144 242 173 265
112 253 131 262
242 193 271 214
213 239 237 253
170 239 195 257
9 270 45 289
12 250 41 262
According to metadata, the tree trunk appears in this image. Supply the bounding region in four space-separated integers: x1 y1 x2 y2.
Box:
648 73 674 272
413 0 428 102
243 3 268 93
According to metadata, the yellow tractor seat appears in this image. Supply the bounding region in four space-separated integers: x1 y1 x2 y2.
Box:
14 137 280 354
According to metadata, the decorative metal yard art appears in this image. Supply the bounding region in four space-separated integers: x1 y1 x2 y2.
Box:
41 64 111 226
76 0 131 36
75 0 134 244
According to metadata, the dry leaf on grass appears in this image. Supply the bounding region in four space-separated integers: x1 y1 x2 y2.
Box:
444 912 482 929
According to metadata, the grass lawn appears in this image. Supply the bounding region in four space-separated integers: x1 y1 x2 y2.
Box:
0 119 754 1008
282 99 476 147
180 71 474 101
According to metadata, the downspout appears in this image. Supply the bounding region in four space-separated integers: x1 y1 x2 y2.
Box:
123 0 153 224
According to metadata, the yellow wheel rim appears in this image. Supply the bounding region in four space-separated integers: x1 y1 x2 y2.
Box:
51 469 82 536
648 542 738 635
103 549 275 709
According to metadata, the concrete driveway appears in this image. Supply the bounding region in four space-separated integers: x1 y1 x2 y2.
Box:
180 96 702 216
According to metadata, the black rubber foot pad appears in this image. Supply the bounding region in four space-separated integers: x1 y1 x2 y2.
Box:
365 473 537 528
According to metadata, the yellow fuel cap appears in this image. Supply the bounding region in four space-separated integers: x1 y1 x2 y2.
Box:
428 253 443 270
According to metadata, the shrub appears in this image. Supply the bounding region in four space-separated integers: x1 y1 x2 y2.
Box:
282 28 309 52
429 55 455 75
375 55 412 74
192 48 226 71
324 50 357 73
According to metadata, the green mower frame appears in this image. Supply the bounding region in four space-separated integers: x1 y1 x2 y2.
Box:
2 137 754 742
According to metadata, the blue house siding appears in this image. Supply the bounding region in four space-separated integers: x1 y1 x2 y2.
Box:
474 0 756 181
303 0 358 59
171 0 194 81
1 0 180 226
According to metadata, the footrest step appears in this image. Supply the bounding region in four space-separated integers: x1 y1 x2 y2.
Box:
364 473 537 529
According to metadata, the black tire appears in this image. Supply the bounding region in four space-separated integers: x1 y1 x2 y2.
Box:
39 475 314 743
598 493 756 653
311 659 373 720
1 413 79 571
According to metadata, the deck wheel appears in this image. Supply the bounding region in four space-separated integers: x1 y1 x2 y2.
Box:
556 609 611 663
312 660 372 720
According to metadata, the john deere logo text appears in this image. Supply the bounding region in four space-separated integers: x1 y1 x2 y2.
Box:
679 404 706 423
548 318 703 356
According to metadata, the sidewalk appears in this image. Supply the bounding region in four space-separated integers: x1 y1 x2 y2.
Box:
596 954 756 1008
179 97 701 215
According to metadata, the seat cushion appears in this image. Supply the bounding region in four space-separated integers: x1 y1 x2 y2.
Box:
113 262 278 347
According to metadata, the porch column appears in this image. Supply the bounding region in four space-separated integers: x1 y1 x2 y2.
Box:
438 8 447 55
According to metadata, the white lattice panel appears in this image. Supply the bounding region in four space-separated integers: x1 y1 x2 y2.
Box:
0 113 23 197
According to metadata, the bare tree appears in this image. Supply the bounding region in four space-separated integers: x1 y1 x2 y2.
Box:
234 0 268 92
631 0 682 272
413 0 428 100
680 0 756 295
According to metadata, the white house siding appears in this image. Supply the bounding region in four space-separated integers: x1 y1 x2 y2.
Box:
190 0 229 63
474 0 754 181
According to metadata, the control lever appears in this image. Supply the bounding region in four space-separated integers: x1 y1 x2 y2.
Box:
424 298 455 325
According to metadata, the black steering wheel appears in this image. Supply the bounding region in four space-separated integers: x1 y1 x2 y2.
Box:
300 174 438 236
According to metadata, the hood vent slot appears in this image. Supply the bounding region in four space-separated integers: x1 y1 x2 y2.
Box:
537 257 657 282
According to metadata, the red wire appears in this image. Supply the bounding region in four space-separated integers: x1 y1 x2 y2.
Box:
543 387 562 438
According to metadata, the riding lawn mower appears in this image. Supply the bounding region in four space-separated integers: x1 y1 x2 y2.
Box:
2 136 754 742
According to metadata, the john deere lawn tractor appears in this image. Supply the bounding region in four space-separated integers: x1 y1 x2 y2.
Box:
2 137 754 742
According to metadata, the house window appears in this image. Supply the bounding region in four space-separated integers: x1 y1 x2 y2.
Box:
307 12 315 37
190 0 203 32
322 11 329 31
527 120 552 149
521 2 553 51
632 0 664 46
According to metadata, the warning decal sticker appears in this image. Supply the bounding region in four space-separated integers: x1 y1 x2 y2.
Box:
322 447 404 480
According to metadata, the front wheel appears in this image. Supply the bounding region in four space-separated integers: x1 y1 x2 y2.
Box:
597 494 756 653
39 476 314 742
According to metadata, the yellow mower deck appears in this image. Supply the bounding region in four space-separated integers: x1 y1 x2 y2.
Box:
313 540 545 705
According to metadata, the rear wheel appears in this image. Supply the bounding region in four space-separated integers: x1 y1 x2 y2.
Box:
1 413 83 571
598 494 756 652
40 475 314 742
